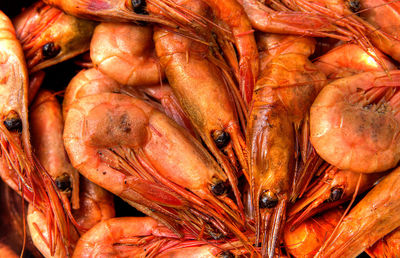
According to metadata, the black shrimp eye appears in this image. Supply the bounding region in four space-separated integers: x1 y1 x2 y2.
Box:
131 0 148 14
259 190 278 209
42 42 61 60
55 174 72 192
348 0 361 13
4 111 22 133
211 180 227 196
218 251 235 258
213 130 230 149
328 188 343 202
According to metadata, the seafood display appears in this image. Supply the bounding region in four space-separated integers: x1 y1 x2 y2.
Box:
1 0 400 257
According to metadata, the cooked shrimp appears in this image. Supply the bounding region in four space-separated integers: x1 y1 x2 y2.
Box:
27 204 79 258
247 33 326 257
90 22 164 87
28 71 45 104
13 1 97 73
288 165 384 229
310 71 400 173
0 11 71 256
284 207 344 258
30 90 80 209
64 92 249 243
316 166 400 257
72 176 115 234
314 43 396 79
153 1 248 214
42 0 175 26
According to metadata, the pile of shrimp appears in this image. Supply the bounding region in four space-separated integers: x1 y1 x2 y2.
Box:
1 0 400 257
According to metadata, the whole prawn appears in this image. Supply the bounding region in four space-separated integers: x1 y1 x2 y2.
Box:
63 92 250 244
0 11 71 256
310 71 400 173
316 166 400 257
247 33 326 257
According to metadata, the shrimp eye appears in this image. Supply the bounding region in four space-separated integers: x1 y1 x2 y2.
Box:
328 188 343 202
55 174 72 192
42 42 60 60
348 0 361 13
213 130 230 149
211 180 227 196
259 190 278 209
4 111 22 133
218 251 235 258
131 0 148 14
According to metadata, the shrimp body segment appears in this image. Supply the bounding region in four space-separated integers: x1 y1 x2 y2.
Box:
311 71 400 173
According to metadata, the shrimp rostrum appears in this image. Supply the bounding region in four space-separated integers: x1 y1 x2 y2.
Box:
63 92 250 245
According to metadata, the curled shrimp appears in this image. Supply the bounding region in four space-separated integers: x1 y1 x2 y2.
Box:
367 226 400 257
316 166 400 257
314 43 396 79
30 90 80 210
310 71 400 173
90 22 164 87
288 165 384 229
0 11 71 256
63 92 249 243
247 33 326 257
153 1 248 215
13 1 97 73
284 207 344 258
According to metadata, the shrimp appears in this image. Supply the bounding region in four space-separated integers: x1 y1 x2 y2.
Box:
247 33 326 257
72 176 115 234
42 0 176 27
367 226 400 257
0 11 71 256
287 165 384 229
90 22 164 87
316 166 400 257
153 1 248 213
63 92 250 244
0 243 18 258
283 208 344 258
13 1 97 73
27 204 79 258
30 90 80 210
310 71 400 173
28 71 45 104
314 43 396 79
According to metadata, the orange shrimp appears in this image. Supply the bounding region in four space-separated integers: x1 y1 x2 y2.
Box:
153 1 248 214
13 1 97 73
30 90 80 210
316 166 400 257
288 165 384 229
90 22 164 87
0 10 72 256
42 0 175 27
310 71 400 173
247 34 326 257
63 92 249 244
284 208 344 258
314 43 396 79
367 226 400 257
